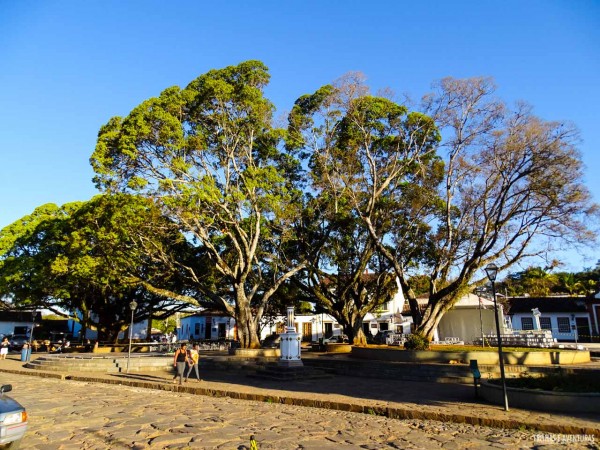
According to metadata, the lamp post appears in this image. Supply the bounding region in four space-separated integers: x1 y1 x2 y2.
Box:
474 288 485 348
484 263 509 411
27 311 37 361
126 300 138 374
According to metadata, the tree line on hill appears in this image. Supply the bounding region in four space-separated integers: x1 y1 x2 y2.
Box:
502 263 600 297
0 61 597 347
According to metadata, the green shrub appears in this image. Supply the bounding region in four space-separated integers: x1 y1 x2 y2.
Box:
404 333 430 351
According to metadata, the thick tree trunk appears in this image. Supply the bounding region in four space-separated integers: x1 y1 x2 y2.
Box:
340 315 366 345
237 320 261 348
416 298 453 340
352 326 367 346
235 290 262 349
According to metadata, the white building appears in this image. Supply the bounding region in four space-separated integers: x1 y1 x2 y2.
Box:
435 293 503 344
508 297 592 343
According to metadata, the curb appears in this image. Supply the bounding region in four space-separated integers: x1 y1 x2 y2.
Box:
2 367 599 438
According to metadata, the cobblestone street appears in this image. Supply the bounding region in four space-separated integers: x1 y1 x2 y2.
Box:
2 373 596 449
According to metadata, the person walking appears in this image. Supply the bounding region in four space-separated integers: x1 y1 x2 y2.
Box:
172 343 188 385
0 337 9 359
185 343 201 382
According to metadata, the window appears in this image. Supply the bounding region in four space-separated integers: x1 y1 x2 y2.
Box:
539 317 552 330
521 317 534 331
557 317 571 333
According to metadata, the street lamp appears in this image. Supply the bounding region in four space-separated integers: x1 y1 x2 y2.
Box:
484 263 509 411
126 300 138 374
27 311 37 361
474 288 485 348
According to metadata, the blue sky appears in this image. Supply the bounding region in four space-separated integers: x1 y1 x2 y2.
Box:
1 1 598 271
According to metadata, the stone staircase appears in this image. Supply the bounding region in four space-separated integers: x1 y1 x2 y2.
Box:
25 354 172 373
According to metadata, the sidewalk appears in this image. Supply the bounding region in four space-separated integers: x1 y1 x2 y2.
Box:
1 353 598 438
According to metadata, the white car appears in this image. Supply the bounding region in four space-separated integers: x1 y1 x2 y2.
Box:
323 334 348 344
0 384 28 448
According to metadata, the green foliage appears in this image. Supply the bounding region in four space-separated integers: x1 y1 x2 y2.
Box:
288 73 441 344
0 194 193 341
90 61 307 348
403 333 430 351
152 317 178 334
504 265 598 296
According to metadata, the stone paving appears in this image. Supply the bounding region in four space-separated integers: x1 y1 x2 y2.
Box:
0 353 598 449
2 373 597 450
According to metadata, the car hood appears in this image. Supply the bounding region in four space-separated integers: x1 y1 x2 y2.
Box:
0 396 24 414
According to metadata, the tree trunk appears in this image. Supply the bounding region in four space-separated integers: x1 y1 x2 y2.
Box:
340 315 366 346
352 326 367 346
235 290 262 349
416 300 448 340
146 308 153 340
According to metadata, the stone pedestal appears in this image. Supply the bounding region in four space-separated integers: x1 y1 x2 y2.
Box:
278 331 303 367
278 306 303 367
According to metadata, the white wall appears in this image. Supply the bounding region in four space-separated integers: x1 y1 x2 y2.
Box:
511 312 589 342
437 308 499 344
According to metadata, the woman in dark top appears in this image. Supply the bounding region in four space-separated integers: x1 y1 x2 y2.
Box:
172 343 188 384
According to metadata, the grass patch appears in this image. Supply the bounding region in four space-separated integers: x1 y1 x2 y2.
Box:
489 373 600 393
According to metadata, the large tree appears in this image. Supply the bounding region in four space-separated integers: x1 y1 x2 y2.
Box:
287 74 598 341
412 77 598 338
90 61 305 348
0 194 191 342
294 202 397 345
287 73 441 343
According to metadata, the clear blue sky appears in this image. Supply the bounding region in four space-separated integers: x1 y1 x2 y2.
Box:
1 1 598 271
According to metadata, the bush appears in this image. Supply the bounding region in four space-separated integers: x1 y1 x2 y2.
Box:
404 333 430 351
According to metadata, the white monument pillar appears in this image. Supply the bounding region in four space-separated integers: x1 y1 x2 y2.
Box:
531 308 541 331
279 306 303 367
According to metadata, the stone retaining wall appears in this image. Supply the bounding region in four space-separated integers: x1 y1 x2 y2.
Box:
480 381 600 414
351 346 591 365
302 358 473 383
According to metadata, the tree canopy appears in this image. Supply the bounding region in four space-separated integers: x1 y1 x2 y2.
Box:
90 61 306 348
3 62 597 347
0 194 191 341
287 73 441 344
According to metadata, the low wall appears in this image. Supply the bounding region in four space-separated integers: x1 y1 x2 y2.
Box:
351 347 591 365
92 345 151 354
480 381 600 414
229 348 280 358
325 343 352 353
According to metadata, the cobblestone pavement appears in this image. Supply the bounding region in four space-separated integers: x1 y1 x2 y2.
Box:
2 373 597 450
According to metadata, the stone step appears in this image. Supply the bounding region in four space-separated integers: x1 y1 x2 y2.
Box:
25 355 173 372
25 361 119 372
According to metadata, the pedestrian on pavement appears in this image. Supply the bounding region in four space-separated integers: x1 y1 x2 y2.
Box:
185 343 201 382
172 343 188 384
0 337 9 359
